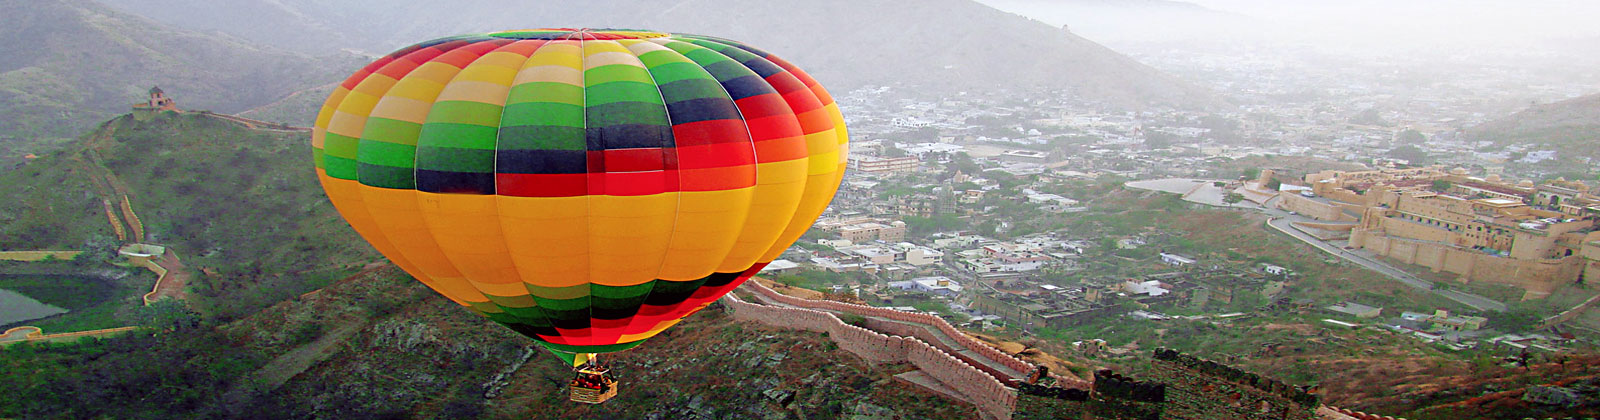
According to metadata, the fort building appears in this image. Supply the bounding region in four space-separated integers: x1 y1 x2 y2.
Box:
1279 166 1600 299
131 86 178 120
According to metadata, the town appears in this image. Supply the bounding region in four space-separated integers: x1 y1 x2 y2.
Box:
755 84 1600 374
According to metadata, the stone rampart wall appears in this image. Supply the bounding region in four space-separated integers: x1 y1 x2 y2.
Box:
134 256 171 305
1325 407 1406 420
102 199 126 241
120 196 143 241
1148 348 1319 420
0 326 141 347
744 280 1062 387
1277 194 1354 222
1351 228 1581 299
859 317 1019 385
724 293 1017 420
0 251 84 261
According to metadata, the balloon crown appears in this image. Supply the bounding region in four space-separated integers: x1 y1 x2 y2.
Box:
486 28 670 40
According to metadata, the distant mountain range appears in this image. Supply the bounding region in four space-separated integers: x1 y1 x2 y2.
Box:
100 0 1224 110
0 0 358 147
1465 93 1600 166
974 0 1259 48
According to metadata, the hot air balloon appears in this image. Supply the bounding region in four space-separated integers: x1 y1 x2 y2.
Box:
310 29 847 403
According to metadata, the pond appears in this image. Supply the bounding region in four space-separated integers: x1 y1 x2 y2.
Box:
0 289 67 326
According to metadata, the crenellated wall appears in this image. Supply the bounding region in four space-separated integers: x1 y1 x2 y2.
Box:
731 284 1401 420
741 280 1059 387
0 250 84 261
1350 229 1584 299
1277 193 1356 222
723 292 1019 420
1148 348 1320 420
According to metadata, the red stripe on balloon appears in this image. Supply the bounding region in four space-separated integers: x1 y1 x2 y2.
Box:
495 173 587 197
676 142 754 169
670 119 751 146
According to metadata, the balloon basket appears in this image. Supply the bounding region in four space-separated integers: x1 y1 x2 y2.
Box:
569 364 618 404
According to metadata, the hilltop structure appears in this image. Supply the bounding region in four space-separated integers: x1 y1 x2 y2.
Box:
131 86 177 120
1276 166 1600 299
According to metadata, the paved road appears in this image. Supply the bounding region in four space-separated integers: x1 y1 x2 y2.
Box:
1260 201 1507 312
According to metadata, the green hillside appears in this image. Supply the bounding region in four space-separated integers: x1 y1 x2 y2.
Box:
0 112 974 420
0 113 374 320
0 0 359 153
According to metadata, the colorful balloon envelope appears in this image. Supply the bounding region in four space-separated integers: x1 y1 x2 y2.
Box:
311 29 847 365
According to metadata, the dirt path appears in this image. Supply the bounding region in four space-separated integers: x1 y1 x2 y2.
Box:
144 250 192 303
249 320 368 390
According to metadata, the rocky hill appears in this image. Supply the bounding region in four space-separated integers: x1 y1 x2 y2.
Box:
101 0 1224 110
1465 93 1600 157
0 0 358 149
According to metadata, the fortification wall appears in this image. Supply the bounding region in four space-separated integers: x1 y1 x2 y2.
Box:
1277 194 1353 222
1352 228 1581 299
1538 292 1600 329
1321 189 1367 207
1147 348 1320 420
860 317 1017 385
134 256 171 305
1292 221 1356 232
102 199 127 241
1322 407 1405 420
723 293 1017 420
743 280 1054 387
0 251 84 262
0 326 141 347
120 196 143 241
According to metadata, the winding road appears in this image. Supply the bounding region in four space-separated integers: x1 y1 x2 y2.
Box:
1260 196 1507 312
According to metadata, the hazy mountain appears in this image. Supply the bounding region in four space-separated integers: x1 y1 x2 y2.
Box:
0 0 359 147
100 0 1224 110
1465 94 1600 165
976 0 1256 47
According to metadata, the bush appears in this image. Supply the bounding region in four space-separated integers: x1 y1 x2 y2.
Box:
839 313 867 327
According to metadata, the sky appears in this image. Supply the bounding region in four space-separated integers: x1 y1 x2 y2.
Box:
975 0 1600 54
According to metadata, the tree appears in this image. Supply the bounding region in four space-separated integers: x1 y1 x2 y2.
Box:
1223 193 1245 204
947 152 980 176
130 298 202 331
1389 145 1429 164
1144 131 1179 149
1396 129 1426 145
1486 307 1543 332
1431 180 1453 192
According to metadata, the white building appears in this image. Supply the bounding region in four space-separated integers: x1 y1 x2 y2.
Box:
1121 280 1170 297
889 276 962 296
1160 253 1196 267
760 259 801 274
